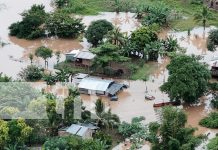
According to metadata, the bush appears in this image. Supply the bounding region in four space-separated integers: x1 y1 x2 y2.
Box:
93 131 113 149
18 65 43 81
199 112 218 128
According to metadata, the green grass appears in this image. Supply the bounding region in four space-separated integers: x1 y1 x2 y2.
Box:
130 63 156 81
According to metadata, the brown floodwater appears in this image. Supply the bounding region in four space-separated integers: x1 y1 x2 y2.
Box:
1 2 218 147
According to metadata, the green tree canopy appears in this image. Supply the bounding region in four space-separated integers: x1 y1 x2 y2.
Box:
150 106 202 150
207 29 218 51
0 120 9 149
9 4 47 39
85 19 114 47
130 26 158 52
91 43 129 69
161 55 211 103
45 11 85 38
35 46 53 67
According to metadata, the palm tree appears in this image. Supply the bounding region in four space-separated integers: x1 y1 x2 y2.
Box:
29 53 33 65
94 99 120 129
106 27 125 46
194 6 212 30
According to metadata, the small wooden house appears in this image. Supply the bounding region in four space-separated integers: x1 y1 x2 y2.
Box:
65 50 96 67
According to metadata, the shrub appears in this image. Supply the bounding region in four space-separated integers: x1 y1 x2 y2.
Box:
199 112 218 128
207 136 218 150
93 131 113 149
18 65 43 81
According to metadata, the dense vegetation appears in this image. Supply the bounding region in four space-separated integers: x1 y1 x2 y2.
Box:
199 112 218 128
148 106 202 150
9 5 84 39
207 136 218 150
9 5 48 39
161 55 211 104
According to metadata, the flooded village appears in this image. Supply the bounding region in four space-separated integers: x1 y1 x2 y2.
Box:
0 0 218 150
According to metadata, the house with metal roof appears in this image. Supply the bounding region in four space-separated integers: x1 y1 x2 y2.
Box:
78 77 125 96
58 124 98 139
65 50 96 67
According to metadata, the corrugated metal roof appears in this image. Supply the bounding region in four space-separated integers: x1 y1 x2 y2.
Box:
106 83 123 95
66 124 89 137
76 51 96 60
78 77 113 92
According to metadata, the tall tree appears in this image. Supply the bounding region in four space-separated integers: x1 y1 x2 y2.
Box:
161 55 211 103
194 6 212 30
55 51 61 64
35 46 53 68
85 20 114 47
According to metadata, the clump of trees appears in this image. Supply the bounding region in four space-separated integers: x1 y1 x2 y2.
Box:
207 29 218 51
161 55 211 104
9 5 48 39
0 73 11 82
18 65 44 81
0 119 32 149
45 11 85 38
148 106 202 150
85 20 113 47
9 4 84 39
199 112 218 128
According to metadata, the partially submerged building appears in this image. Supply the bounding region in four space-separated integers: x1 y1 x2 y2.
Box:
65 50 96 67
78 77 125 96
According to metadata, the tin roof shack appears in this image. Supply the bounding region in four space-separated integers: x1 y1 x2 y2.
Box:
205 0 218 10
78 77 125 96
65 50 96 67
58 124 98 139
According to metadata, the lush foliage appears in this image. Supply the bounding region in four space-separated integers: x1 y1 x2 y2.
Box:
161 55 211 103
18 65 43 81
45 11 85 38
207 29 218 51
143 2 171 26
149 106 201 150
207 136 218 150
43 136 107 150
93 131 113 149
0 119 32 148
85 20 113 47
9 5 47 39
91 43 129 72
199 112 218 128
35 46 53 68
95 99 120 129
